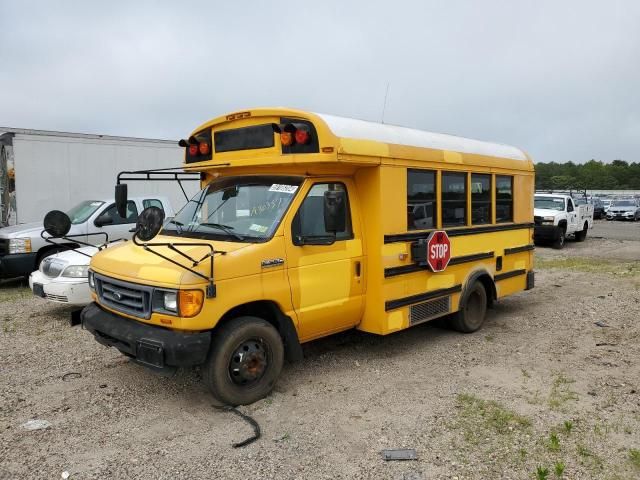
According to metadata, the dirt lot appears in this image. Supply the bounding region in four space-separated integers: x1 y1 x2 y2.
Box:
1 231 639 479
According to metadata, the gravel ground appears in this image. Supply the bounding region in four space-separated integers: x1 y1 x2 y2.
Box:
1 236 639 479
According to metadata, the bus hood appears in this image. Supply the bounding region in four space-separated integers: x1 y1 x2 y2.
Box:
89 235 256 287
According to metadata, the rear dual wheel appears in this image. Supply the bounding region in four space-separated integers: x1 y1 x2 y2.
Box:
202 316 284 406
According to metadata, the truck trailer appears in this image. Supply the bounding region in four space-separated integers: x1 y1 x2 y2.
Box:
0 127 196 227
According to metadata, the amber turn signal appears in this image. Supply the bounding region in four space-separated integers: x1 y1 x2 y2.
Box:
178 289 204 317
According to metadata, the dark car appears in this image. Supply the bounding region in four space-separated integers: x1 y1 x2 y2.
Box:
591 198 605 219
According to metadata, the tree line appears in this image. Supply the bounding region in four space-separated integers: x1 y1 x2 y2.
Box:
535 160 640 190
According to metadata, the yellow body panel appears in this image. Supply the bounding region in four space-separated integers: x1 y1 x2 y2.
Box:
89 107 534 344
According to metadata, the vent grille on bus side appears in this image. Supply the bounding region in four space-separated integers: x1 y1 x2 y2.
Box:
409 296 451 325
0 239 8 256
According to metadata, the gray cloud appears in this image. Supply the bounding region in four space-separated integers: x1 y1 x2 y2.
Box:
1 0 639 163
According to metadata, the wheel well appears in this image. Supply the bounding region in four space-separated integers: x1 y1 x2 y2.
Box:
36 243 80 264
462 270 496 309
557 220 567 230
217 300 303 363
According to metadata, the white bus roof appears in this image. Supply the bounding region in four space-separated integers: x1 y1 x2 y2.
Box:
315 113 528 162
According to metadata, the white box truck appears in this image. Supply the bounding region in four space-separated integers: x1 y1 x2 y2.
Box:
0 127 198 277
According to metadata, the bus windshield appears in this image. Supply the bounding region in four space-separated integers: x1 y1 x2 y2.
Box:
163 175 302 242
534 196 565 211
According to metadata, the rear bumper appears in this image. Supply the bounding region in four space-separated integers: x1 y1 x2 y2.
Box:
0 253 38 279
533 225 561 241
81 302 211 369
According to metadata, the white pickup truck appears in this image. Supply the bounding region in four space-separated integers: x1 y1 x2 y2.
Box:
0 196 174 279
533 193 594 249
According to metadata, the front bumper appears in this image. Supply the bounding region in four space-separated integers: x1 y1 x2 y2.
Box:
81 302 211 369
29 270 91 306
533 225 561 241
0 252 38 279
606 213 634 220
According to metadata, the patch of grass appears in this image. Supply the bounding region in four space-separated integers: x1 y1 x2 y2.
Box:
519 448 528 461
554 461 565 477
547 433 561 452
549 374 578 410
535 466 549 480
630 449 640 470
485 334 494 342
563 420 573 434
535 256 640 278
0 286 31 303
456 393 531 444
522 368 531 379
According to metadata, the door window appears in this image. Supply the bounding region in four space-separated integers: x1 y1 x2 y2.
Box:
100 201 139 225
143 199 164 212
292 183 352 242
567 199 574 212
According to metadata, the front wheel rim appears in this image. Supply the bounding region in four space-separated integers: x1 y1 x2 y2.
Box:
465 290 485 328
228 339 269 386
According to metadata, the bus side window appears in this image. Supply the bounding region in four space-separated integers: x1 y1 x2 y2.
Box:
442 172 467 227
407 169 436 230
496 176 513 222
471 174 491 225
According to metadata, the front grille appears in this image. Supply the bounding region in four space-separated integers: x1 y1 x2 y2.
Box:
409 296 451 325
41 258 65 278
95 274 152 319
45 293 68 303
533 216 542 225
0 239 8 256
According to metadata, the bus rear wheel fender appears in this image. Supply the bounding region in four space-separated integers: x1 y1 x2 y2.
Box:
449 271 493 333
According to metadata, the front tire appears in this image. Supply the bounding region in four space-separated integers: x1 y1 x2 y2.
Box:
552 227 566 249
449 281 488 333
202 316 284 406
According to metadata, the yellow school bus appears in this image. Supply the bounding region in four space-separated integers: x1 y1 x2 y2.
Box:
80 108 535 405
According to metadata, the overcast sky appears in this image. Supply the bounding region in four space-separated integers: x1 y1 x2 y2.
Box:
1 0 639 164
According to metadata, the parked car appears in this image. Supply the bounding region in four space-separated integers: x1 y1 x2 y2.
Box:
590 198 606 219
534 193 594 249
0 196 174 279
28 214 176 306
29 244 112 306
606 199 640 221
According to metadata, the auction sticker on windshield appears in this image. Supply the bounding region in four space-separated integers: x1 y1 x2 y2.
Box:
269 184 298 194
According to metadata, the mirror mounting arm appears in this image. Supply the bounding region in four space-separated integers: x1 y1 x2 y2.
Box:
39 230 110 258
132 234 225 298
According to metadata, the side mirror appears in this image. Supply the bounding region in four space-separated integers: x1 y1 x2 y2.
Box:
323 190 347 233
115 184 128 218
94 214 114 227
135 206 165 241
43 210 72 238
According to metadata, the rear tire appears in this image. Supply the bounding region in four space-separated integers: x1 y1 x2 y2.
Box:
574 222 588 242
202 316 284 406
449 282 488 333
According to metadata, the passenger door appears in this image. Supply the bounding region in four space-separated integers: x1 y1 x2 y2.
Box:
87 201 139 243
284 180 364 341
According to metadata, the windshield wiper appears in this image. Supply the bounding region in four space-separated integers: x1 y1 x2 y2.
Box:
165 219 184 233
197 223 245 241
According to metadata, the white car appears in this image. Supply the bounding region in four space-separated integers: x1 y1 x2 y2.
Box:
29 245 104 306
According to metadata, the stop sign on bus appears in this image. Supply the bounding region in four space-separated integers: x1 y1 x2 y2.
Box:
426 230 451 272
